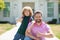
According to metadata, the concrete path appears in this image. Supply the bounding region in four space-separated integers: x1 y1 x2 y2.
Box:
0 22 21 40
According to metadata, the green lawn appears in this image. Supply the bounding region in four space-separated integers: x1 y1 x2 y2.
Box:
49 24 60 39
0 23 14 35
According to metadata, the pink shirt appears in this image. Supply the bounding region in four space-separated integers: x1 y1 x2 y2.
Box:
27 21 50 40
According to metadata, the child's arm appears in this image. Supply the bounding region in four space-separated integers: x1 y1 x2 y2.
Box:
25 21 38 40
25 27 37 39
36 28 54 38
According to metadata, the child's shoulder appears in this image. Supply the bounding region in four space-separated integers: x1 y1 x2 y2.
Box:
42 21 50 28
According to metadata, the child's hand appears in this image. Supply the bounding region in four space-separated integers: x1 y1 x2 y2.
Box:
32 21 35 25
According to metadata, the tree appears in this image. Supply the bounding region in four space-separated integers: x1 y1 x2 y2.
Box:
0 0 5 11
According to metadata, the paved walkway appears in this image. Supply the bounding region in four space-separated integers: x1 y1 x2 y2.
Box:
0 22 21 40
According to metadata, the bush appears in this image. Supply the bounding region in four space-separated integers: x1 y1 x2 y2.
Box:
47 19 57 24
0 21 9 24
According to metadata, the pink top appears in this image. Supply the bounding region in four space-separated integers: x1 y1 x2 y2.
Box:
27 21 50 40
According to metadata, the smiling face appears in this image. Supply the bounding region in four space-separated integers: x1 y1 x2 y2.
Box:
34 12 42 23
22 6 33 17
23 9 30 16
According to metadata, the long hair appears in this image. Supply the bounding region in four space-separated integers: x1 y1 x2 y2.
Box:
16 6 33 22
22 6 33 17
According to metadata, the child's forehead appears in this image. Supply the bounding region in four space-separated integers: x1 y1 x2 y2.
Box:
24 9 30 11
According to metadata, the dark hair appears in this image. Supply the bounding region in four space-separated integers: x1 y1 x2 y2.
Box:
33 11 42 18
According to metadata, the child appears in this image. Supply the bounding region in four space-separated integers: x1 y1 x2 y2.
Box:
13 6 33 40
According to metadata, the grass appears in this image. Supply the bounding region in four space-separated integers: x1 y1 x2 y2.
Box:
49 24 60 39
0 23 14 35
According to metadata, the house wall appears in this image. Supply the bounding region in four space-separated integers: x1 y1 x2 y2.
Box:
0 0 59 23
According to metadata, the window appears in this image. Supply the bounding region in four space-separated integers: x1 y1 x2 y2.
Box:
59 3 60 14
3 2 10 17
58 2 60 23
47 2 54 17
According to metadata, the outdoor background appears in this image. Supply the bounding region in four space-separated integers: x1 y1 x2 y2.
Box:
0 0 60 40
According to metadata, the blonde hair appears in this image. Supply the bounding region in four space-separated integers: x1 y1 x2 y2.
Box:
22 6 33 16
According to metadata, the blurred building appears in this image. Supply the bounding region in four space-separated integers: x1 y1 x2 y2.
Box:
0 0 60 24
